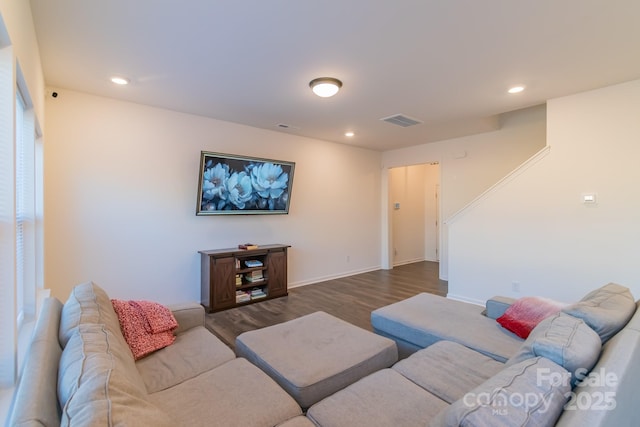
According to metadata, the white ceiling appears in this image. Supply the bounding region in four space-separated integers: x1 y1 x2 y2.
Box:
29 0 640 151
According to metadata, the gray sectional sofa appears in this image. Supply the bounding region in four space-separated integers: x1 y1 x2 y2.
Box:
8 282 305 427
8 281 640 426
367 283 640 426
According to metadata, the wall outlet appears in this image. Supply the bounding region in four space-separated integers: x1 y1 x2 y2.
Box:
346 255 350 263
511 281 521 293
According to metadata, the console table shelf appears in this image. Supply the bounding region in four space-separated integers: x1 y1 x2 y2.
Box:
199 244 290 312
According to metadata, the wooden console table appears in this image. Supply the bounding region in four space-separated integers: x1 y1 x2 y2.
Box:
199 244 290 312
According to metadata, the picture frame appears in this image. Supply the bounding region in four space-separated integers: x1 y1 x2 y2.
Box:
196 151 295 215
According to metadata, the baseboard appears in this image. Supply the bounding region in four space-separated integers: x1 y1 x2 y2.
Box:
289 265 381 288
392 257 424 267
446 293 485 306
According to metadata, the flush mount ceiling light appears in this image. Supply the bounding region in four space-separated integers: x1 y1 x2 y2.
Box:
110 76 130 85
309 77 342 98
508 85 525 94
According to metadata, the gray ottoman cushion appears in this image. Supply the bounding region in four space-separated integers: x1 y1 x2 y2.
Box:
393 341 504 403
236 311 398 408
307 369 448 427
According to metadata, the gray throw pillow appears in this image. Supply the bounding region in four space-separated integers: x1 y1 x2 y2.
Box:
507 312 601 387
433 357 570 427
562 283 635 343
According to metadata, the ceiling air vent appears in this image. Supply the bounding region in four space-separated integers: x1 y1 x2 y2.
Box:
380 114 423 128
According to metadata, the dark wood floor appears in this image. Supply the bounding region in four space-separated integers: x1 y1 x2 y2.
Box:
205 261 447 349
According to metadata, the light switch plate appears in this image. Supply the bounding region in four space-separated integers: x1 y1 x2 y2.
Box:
582 193 597 204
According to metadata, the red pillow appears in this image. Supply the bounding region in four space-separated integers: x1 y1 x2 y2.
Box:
497 296 566 339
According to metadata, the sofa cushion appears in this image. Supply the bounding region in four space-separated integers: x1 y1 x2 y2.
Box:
307 368 448 427
147 358 302 427
507 312 601 386
393 341 504 403
59 281 122 348
371 292 522 362
168 302 206 334
623 301 640 331
432 357 570 427
562 283 635 343
136 326 235 393
58 323 173 426
555 327 640 427
496 296 565 338
58 324 146 406
485 296 516 320
276 416 317 427
8 298 63 427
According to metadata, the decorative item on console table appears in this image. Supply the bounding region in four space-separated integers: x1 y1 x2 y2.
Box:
199 244 290 312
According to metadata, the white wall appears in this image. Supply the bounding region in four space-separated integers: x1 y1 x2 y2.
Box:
448 79 640 304
382 105 547 279
44 90 382 303
0 0 45 121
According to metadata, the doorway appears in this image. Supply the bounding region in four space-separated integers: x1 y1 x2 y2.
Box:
388 163 440 267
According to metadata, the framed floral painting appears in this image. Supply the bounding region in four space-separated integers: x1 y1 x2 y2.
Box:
196 151 295 215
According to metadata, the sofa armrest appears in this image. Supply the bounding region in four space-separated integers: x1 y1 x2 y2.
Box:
168 302 205 335
485 296 516 319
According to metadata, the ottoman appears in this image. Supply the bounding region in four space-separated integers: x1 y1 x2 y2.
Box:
236 311 398 408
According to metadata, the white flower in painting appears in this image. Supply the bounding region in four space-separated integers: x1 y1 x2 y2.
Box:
251 163 288 199
227 172 253 209
202 163 229 200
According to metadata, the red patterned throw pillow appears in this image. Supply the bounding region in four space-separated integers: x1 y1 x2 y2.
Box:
111 299 178 360
497 296 566 339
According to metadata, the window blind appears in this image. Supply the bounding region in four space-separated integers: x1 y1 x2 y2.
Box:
0 45 17 387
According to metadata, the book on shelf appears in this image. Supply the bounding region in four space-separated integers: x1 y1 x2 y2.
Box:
238 243 258 250
235 274 243 286
245 270 264 280
250 288 267 299
236 290 251 303
244 259 263 268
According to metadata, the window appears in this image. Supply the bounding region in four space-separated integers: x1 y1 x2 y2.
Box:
0 48 42 387
16 89 38 329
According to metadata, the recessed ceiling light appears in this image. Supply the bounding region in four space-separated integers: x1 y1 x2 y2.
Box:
111 76 130 85
309 77 342 98
345 132 355 137
508 85 525 94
